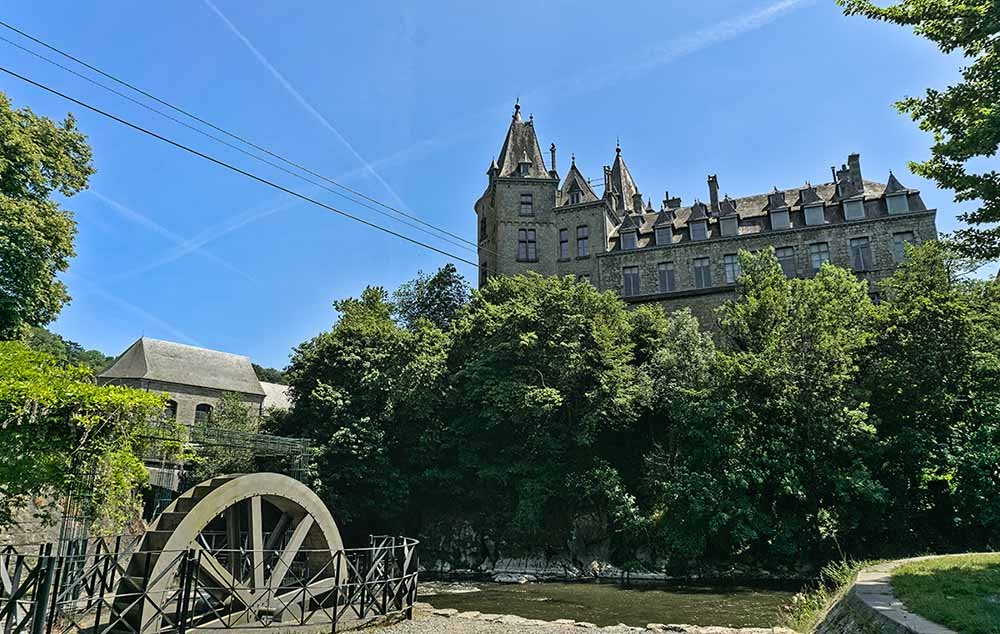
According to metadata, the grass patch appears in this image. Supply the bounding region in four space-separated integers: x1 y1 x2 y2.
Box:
891 553 1000 634
779 560 872 632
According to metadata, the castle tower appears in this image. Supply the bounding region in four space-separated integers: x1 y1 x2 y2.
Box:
474 102 560 286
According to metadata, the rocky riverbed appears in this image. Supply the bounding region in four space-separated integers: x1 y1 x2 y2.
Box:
370 604 797 634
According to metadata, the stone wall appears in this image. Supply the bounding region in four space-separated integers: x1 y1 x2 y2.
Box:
100 378 264 425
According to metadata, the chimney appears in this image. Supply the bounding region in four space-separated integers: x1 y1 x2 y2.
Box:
708 174 720 214
603 166 612 192
549 143 558 178
847 153 862 188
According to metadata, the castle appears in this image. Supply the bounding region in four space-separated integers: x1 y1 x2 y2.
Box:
475 103 938 323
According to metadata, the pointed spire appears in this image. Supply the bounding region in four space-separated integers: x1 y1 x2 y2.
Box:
513 98 521 121
884 170 908 195
494 101 548 178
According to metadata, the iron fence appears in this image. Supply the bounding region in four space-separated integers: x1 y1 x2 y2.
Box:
0 535 418 633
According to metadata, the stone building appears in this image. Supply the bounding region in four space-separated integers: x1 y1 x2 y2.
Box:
99 337 289 424
475 103 938 323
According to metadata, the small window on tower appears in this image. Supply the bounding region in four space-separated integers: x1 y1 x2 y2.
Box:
520 193 534 216
517 228 537 262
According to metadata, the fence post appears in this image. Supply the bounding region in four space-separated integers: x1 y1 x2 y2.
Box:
175 550 195 634
30 550 56 634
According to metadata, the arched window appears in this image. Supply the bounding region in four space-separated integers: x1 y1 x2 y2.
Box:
194 403 213 424
163 400 178 420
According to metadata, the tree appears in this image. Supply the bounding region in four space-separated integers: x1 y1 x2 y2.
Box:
252 363 286 385
0 92 94 339
0 341 164 528
27 326 112 374
276 287 448 537
645 251 884 565
392 263 470 331
838 0 1000 259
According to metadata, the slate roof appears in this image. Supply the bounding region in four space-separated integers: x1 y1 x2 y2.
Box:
260 382 291 411
495 104 550 178
559 160 599 205
884 172 909 195
607 144 640 212
794 184 822 207
100 337 265 396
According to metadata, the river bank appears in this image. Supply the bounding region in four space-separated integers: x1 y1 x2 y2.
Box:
371 604 797 633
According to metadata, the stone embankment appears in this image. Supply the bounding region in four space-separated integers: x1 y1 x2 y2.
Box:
373 603 797 634
816 558 962 634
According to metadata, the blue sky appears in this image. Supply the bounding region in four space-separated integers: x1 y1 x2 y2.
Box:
3 0 992 368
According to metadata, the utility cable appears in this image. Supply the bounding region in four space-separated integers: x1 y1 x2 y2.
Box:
0 64 479 267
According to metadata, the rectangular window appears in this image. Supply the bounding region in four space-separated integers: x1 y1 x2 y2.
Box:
724 254 741 284
657 262 675 292
887 193 910 215
843 198 865 221
694 257 712 289
519 193 533 216
559 228 569 260
804 204 825 226
849 237 873 271
770 209 791 230
690 221 708 241
776 246 796 277
577 225 590 257
892 231 915 263
570 191 581 205
809 242 831 273
655 226 672 246
622 266 640 297
517 228 537 261
621 230 637 250
720 216 739 237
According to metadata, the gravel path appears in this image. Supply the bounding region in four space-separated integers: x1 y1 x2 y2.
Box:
363 605 797 634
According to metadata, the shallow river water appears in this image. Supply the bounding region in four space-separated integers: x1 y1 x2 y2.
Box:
419 580 800 628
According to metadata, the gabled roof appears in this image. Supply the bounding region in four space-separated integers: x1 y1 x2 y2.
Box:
688 201 709 222
619 213 642 231
559 159 599 205
719 195 738 217
100 337 265 396
794 183 823 207
495 103 549 178
654 209 676 227
260 381 291 411
765 188 788 211
884 171 909 195
608 144 640 212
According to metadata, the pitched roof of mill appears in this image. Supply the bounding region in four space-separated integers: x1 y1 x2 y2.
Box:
260 382 291 411
99 337 266 396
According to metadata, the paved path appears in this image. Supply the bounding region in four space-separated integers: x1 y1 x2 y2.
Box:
851 559 959 634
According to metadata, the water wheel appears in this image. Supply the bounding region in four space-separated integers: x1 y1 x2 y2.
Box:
111 473 344 633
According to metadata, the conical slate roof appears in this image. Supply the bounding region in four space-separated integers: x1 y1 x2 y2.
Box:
560 159 599 205
100 337 265 396
608 143 639 212
688 201 709 222
495 103 549 178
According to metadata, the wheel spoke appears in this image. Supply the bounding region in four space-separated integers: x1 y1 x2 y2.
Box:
250 496 265 591
268 514 314 590
192 544 255 606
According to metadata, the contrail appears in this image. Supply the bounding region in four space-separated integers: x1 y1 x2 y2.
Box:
203 0 413 213
88 190 256 283
68 273 203 346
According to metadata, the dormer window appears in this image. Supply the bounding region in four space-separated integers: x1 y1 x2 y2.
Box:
690 221 708 241
621 230 638 250
770 209 790 231
804 204 825 226
570 190 581 205
655 226 672 246
887 193 909 215
843 198 865 221
720 216 739 237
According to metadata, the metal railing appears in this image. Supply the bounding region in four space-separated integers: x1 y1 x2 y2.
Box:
0 535 418 633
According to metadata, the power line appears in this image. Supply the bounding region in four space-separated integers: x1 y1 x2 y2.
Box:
0 31 483 256
0 20 478 254
0 64 479 268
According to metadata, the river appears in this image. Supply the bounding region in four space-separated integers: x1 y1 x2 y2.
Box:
419 580 799 628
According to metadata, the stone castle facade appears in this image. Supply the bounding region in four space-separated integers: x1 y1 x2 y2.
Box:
475 103 938 323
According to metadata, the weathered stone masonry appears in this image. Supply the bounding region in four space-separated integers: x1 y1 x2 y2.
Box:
476 103 938 325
